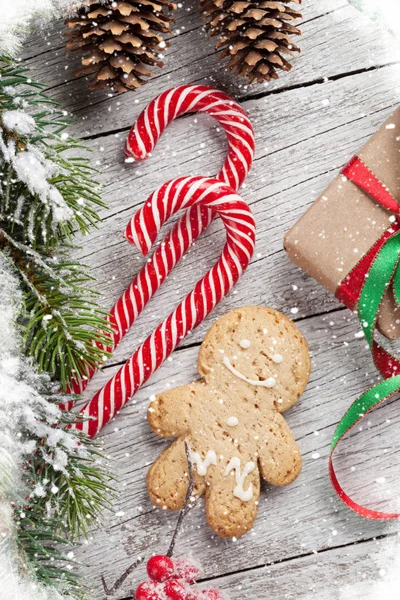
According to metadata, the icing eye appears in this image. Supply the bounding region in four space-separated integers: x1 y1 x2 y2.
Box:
239 339 251 349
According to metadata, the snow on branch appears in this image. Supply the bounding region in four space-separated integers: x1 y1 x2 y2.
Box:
0 256 81 599
0 0 83 56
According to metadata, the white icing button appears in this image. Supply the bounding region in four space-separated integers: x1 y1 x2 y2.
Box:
226 416 239 427
265 377 276 388
272 353 283 364
239 339 251 349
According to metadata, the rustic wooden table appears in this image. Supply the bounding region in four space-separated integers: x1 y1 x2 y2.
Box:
23 1 400 598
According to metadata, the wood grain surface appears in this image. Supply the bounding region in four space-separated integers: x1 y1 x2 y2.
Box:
22 1 400 598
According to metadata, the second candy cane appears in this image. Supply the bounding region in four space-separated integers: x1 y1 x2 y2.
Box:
76 176 256 437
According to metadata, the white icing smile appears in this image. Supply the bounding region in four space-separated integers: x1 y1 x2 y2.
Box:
225 457 255 502
223 356 276 388
190 449 217 476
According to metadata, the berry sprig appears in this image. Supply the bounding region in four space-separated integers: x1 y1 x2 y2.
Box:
136 555 224 599
101 444 227 600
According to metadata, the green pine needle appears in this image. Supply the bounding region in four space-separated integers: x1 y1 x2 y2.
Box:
0 58 105 249
0 55 114 389
0 55 116 598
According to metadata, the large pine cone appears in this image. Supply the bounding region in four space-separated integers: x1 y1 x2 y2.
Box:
65 0 177 93
200 0 302 83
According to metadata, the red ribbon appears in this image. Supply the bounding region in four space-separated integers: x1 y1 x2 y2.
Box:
342 155 400 214
336 156 400 378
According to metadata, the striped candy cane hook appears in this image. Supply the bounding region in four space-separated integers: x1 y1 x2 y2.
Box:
125 84 255 190
67 85 255 399
76 176 256 437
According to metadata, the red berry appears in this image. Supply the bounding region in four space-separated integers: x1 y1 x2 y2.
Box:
200 590 223 600
147 555 175 582
174 558 200 583
164 579 187 600
135 581 161 600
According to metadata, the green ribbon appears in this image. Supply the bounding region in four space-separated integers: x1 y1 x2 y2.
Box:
331 375 400 451
358 230 400 353
330 230 400 519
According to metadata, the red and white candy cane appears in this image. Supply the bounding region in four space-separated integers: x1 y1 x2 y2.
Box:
75 175 256 437
67 85 254 398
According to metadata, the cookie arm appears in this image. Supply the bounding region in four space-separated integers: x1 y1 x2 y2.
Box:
257 412 302 486
147 437 206 510
148 383 198 438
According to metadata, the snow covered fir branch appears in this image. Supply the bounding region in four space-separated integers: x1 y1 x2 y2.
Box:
0 256 114 600
0 56 115 599
0 56 113 390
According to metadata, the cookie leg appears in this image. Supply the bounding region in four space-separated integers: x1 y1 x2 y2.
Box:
205 466 260 538
147 438 205 510
258 412 302 486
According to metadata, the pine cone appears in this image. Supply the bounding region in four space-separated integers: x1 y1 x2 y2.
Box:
200 0 302 83
65 0 177 93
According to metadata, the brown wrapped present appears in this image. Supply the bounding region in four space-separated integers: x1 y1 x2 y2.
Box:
284 108 400 340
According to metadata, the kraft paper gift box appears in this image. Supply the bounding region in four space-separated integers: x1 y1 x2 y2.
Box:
284 108 400 339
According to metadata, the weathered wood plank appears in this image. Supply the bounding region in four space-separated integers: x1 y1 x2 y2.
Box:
72 308 400 597
20 0 399 140
79 531 397 599
69 64 400 371
196 537 399 600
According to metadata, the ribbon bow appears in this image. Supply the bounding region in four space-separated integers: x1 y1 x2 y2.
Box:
330 155 400 519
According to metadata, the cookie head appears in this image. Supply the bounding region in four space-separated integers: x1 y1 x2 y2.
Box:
198 306 310 411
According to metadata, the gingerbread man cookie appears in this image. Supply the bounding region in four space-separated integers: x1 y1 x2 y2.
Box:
147 306 311 538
